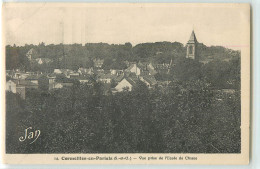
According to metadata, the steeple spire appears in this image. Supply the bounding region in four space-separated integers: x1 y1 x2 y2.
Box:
188 30 198 44
186 30 198 60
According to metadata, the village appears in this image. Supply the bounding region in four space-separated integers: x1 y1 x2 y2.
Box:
6 29 197 99
6 57 173 99
6 30 238 99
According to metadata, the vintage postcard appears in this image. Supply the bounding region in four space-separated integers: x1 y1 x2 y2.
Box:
1 3 250 164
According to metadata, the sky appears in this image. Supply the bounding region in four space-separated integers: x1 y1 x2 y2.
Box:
2 3 250 49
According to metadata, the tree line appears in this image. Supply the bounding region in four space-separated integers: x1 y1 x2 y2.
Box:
6 42 240 72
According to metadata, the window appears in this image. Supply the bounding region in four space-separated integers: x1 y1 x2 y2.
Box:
189 46 193 54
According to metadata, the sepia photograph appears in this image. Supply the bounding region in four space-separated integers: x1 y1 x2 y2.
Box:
2 3 250 164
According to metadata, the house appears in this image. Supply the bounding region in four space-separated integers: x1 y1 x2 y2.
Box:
16 79 39 89
25 75 39 84
126 64 141 76
7 71 28 80
35 58 52 64
114 73 125 83
98 73 114 83
51 82 73 89
47 74 56 84
141 68 157 76
148 68 157 76
148 62 155 70
140 75 157 88
70 75 90 84
93 59 104 68
19 73 30 79
26 48 36 61
6 80 17 93
6 80 26 99
54 69 63 74
51 72 75 89
146 63 157 75
78 67 93 75
13 71 22 79
115 78 133 92
69 72 80 78
47 74 57 90
53 69 74 78
110 69 124 76
6 79 38 99
54 69 73 74
115 76 139 92
110 69 117 75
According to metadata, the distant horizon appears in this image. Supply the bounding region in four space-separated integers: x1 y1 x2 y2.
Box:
5 40 242 52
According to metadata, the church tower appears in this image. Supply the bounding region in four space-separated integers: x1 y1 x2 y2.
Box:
186 30 198 60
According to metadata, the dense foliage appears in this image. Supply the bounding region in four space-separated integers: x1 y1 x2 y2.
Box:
6 42 240 72
6 57 241 153
6 80 240 153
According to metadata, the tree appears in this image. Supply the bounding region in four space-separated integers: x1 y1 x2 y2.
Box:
85 59 94 68
202 59 240 89
173 58 203 82
110 79 117 88
102 58 114 70
38 75 49 92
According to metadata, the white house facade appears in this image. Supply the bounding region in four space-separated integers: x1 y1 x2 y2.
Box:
115 78 133 92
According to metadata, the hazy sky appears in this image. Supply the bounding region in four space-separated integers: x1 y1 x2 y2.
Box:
3 3 250 49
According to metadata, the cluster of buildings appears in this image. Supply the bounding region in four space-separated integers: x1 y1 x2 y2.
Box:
6 30 199 99
26 48 53 65
5 60 170 99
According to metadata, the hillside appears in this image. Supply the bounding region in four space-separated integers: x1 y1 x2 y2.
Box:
6 42 240 71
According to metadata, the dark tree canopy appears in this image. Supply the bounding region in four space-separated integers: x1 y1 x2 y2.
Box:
6 42 239 73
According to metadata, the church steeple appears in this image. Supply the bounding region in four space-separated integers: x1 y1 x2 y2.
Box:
188 30 198 44
186 30 198 60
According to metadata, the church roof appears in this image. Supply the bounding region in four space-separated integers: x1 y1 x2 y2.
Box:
187 30 198 44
